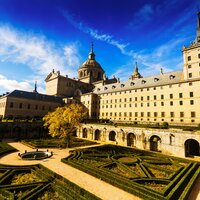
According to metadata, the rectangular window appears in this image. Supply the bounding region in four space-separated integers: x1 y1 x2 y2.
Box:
129 98 132 101
42 106 45 110
10 102 14 108
188 56 191 61
179 93 183 98
198 54 200 58
190 100 194 105
129 112 132 117
135 103 137 107
161 112 165 117
141 103 143 107
190 92 193 97
124 98 126 102
147 96 150 100
135 97 137 101
119 112 121 117
35 105 38 110
27 104 30 109
114 112 117 117
147 112 150 117
154 95 156 100
170 101 173 106
189 73 192 78
161 94 164 99
170 112 174 118
161 102 164 106
179 101 183 105
188 65 192 69
135 112 138 117
147 103 150 107
141 112 144 117
141 97 143 101
189 82 193 86
154 102 156 106
124 112 127 117
170 94 173 99
191 112 195 117
180 112 184 118
154 112 157 117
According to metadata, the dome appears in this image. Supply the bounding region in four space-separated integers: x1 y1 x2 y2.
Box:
79 59 104 71
79 45 104 71
78 43 105 84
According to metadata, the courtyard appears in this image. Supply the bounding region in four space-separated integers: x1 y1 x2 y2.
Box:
0 140 199 199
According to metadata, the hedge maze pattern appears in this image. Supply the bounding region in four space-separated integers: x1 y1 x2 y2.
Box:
0 164 100 200
62 145 200 200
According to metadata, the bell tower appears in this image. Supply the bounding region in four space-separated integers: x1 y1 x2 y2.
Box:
182 12 200 80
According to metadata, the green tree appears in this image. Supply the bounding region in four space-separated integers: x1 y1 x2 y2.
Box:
43 103 86 147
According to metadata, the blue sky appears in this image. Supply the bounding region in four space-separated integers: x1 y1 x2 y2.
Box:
0 0 198 94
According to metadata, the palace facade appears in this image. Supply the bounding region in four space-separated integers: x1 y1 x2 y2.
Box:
46 13 200 126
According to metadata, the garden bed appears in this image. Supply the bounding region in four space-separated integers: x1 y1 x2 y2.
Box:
0 142 17 157
0 164 100 200
21 137 98 148
62 144 200 200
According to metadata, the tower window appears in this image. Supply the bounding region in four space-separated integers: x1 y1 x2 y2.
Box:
180 112 184 118
188 65 191 69
188 56 191 61
191 112 195 117
190 92 193 97
189 73 192 78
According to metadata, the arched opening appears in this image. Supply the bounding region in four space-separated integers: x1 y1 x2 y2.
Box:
109 131 116 141
94 129 101 141
185 139 199 157
127 133 136 147
83 128 88 138
150 135 161 152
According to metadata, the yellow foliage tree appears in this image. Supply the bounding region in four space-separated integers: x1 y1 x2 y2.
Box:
43 103 86 147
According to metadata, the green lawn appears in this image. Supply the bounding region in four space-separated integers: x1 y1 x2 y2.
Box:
21 137 98 148
62 144 200 200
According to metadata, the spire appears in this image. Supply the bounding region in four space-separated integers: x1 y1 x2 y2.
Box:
134 62 139 74
196 11 200 43
88 42 95 60
129 62 143 80
33 81 38 93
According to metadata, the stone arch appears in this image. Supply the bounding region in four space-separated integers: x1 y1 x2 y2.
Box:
109 131 116 141
83 128 88 138
185 139 199 157
94 129 101 141
149 135 161 152
127 133 136 147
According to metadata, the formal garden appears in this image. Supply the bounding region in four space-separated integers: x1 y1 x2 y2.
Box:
20 137 98 148
0 164 100 200
62 144 200 200
0 142 100 200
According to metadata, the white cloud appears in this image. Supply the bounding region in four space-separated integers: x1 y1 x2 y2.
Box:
62 11 133 56
0 74 32 93
0 24 81 93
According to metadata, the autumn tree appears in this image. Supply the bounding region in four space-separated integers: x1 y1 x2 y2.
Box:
43 103 86 147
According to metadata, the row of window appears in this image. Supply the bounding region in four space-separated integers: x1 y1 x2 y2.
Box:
9 102 52 111
101 100 195 109
187 54 200 61
101 111 196 118
100 82 193 96
101 92 194 104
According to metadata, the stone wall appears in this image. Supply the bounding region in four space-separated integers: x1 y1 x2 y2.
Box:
78 124 200 158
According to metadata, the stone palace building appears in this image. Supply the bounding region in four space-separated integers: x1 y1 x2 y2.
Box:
0 13 200 158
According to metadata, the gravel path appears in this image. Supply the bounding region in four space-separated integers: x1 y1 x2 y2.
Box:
0 141 141 200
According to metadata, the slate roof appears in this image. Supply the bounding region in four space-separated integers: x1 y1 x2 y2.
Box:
94 70 183 94
1 90 63 103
